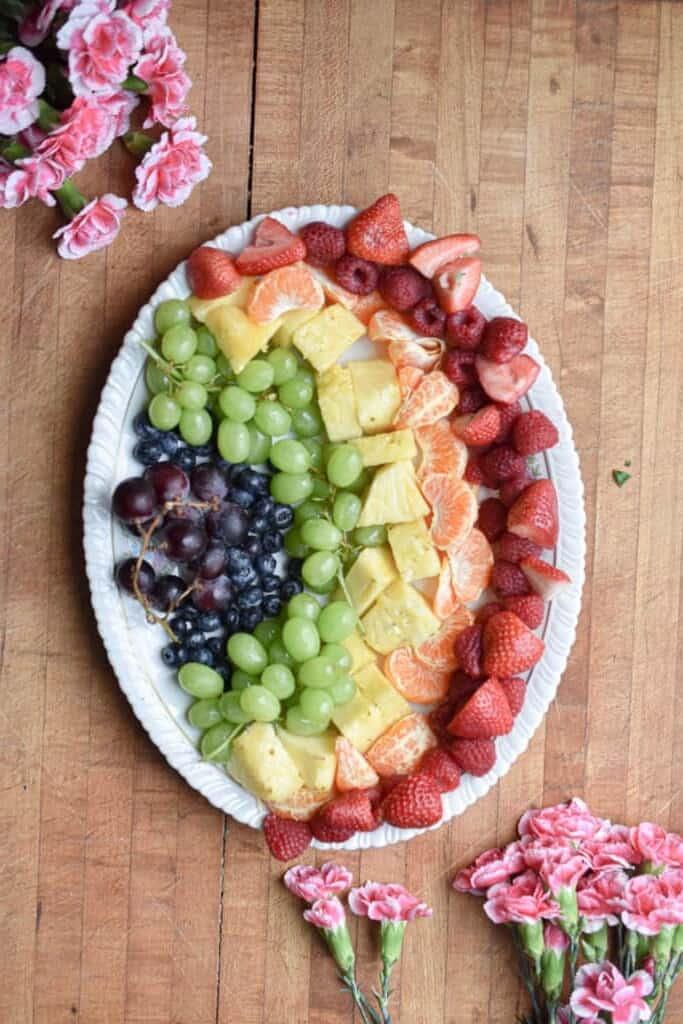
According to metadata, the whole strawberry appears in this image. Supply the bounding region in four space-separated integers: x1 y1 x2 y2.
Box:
480 317 528 363
346 193 410 265
480 445 527 483
482 610 545 676
263 813 312 861
512 410 559 455
448 677 514 739
382 774 443 829
449 737 496 776
452 405 501 447
187 246 242 299
419 748 462 793
300 221 346 264
313 790 377 834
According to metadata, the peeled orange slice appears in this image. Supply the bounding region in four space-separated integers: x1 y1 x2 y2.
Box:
421 474 478 550
384 647 452 703
447 527 494 604
397 365 424 399
388 339 444 371
415 604 474 670
308 266 385 324
247 263 324 323
416 420 468 483
368 309 418 344
394 370 459 429
335 737 379 792
434 556 459 620
365 713 437 776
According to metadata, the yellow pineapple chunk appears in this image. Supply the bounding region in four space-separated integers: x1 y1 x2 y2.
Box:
292 304 365 372
205 305 282 374
362 579 440 654
272 307 319 347
348 359 401 434
388 519 441 582
358 460 429 527
354 429 417 467
276 728 337 792
343 545 397 615
331 663 409 752
343 630 375 673
228 723 303 802
316 364 362 442
188 276 255 321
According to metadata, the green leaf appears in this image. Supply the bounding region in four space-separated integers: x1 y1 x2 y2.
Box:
612 469 631 487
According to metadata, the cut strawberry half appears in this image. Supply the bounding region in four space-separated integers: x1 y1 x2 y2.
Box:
507 479 559 549
433 256 482 314
520 556 571 599
235 216 306 275
452 405 502 447
409 233 481 278
346 193 410 265
187 246 242 299
246 263 324 323
476 353 541 403
447 677 514 739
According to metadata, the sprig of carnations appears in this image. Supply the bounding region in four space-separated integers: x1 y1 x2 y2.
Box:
284 863 433 1024
0 1 211 258
453 798 683 1024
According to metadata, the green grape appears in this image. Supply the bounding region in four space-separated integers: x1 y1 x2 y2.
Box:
261 664 296 699
300 518 342 552
253 619 281 647
270 472 313 505
323 442 341 465
291 405 324 438
283 527 309 559
184 354 216 384
317 600 356 643
268 638 296 668
219 691 253 724
227 632 268 674
300 437 324 471
247 423 271 463
201 721 237 762
328 674 356 706
145 356 170 394
277 373 314 410
177 380 208 410
270 439 311 474
155 298 191 334
218 385 256 423
353 524 387 547
311 478 332 500
254 399 291 437
345 467 371 495
231 669 257 691
302 550 339 589
179 408 213 446
282 617 320 662
326 444 363 487
195 325 218 357
287 592 320 622
320 643 352 671
267 347 298 385
299 687 333 723
237 359 275 393
187 698 222 729
161 323 197 363
307 576 336 595
296 365 315 388
216 353 234 378
297 656 336 689
294 500 325 527
148 392 181 430
217 419 250 462
285 706 328 737
240 685 281 722
332 490 362 532
178 662 224 699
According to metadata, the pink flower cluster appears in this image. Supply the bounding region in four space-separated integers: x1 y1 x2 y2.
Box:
348 882 433 923
284 862 353 902
570 963 653 1024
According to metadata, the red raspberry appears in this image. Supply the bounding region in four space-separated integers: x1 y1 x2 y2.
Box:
512 410 559 455
456 385 488 415
491 560 531 598
481 446 527 483
476 601 504 626
495 532 543 564
419 748 461 793
476 497 507 542
454 624 484 678
263 814 312 861
499 473 531 508
443 347 477 387
479 317 528 363
335 254 379 295
449 737 496 776
299 221 345 265
503 593 545 629
499 676 526 717
495 401 521 442
382 774 443 829
429 699 461 744
445 305 486 350
379 265 431 311
409 296 446 337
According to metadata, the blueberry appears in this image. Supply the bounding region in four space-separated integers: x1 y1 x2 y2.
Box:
272 504 294 529
134 439 165 465
223 606 240 635
255 554 276 575
169 613 195 638
197 610 222 632
237 585 263 610
226 547 250 573
175 447 196 472
251 473 270 495
253 496 274 518
159 432 180 457
190 442 215 457
215 664 232 685
287 558 303 578
239 608 262 632
263 595 282 617
183 604 200 620
230 487 255 509
281 578 303 600
134 411 161 439
243 535 262 558
232 565 258 590
186 629 206 649
193 646 215 666
261 573 280 594
207 635 225 658
262 531 283 554
162 642 187 667
236 468 269 495
250 514 270 533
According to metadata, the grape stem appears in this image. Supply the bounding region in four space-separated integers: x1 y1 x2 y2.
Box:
336 567 365 637
138 339 184 386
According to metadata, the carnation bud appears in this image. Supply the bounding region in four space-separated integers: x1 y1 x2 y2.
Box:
581 923 609 963
650 926 674 968
674 925 683 955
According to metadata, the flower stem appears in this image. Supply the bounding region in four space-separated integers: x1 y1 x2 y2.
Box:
37 98 60 132
339 971 380 1024
54 180 87 219
375 960 394 1023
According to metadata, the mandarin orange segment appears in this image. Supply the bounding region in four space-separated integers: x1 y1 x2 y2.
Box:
309 266 385 323
352 290 386 325
416 420 468 483
365 712 437 776
384 647 452 704
397 365 424 399
421 474 478 550
388 338 443 372
447 527 494 604
415 604 474 670
247 263 324 323
394 370 459 429
368 309 418 343
335 737 380 792
433 555 459 619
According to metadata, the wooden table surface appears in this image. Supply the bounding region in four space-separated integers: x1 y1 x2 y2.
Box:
2 1 682 1022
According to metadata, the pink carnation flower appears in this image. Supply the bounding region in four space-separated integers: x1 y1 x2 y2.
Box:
303 896 346 932
570 962 653 1024
620 870 683 936
284 862 353 902
19 0 76 46
349 882 433 923
134 27 191 128
123 0 170 29
132 115 211 212
18 123 48 150
57 0 143 97
519 798 609 844
584 825 641 873
0 160 14 208
95 90 139 138
484 870 559 925
53 193 127 259
629 823 683 870
577 870 629 932
36 97 118 177
453 842 526 895
0 46 46 135
4 153 66 207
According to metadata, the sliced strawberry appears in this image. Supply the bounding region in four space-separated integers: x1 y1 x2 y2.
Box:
454 624 484 678
346 193 410 265
381 774 443 829
499 472 532 508
476 353 541 403
482 611 545 676
434 256 482 314
449 737 496 776
419 748 461 793
520 556 571 599
409 233 481 278
309 818 356 843
452 405 501 446
507 479 559 549
235 216 306 275
187 246 242 299
512 410 559 455
448 677 514 739
263 813 312 861
495 401 522 442
312 790 377 834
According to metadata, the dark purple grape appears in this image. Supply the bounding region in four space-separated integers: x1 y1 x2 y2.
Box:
206 502 249 545
150 574 186 611
190 462 229 502
113 477 158 523
165 503 205 527
161 521 208 562
192 575 234 612
144 462 190 503
116 557 155 594
192 539 227 580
